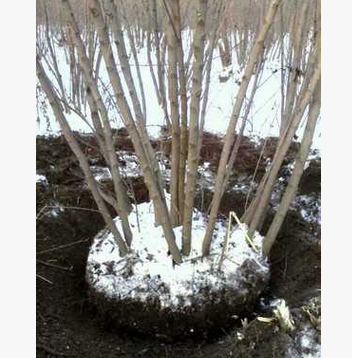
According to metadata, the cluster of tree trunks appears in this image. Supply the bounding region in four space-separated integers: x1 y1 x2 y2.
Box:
37 0 320 262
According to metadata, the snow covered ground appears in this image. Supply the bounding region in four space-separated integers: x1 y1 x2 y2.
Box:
294 195 321 226
36 173 48 185
290 325 321 358
87 195 269 310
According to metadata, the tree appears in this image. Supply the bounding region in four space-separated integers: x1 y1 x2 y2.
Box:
36 0 320 265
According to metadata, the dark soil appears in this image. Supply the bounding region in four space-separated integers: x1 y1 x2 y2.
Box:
87 257 268 342
36 132 320 357
299 158 321 195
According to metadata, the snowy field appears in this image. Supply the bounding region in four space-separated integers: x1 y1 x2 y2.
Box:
36 35 321 150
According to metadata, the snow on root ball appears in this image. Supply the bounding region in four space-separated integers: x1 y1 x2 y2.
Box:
86 201 269 340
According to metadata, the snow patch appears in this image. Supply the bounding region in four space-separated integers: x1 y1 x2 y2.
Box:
87 197 268 310
91 166 111 181
294 195 321 225
36 173 48 185
286 325 321 358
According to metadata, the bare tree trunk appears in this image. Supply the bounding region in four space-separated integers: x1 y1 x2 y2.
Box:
151 0 171 127
145 30 170 129
197 30 217 160
246 56 321 239
121 2 148 124
205 53 263 226
104 0 145 127
197 0 225 159
181 0 207 256
221 61 263 196
89 0 182 264
176 6 188 225
165 0 181 227
279 5 285 134
263 82 320 257
219 31 232 67
242 31 321 227
43 2 69 112
146 32 162 107
103 0 167 227
62 0 133 245
202 0 283 256
94 50 103 82
280 2 309 137
37 57 129 256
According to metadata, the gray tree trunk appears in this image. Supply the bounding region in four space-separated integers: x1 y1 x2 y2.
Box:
246 55 321 239
166 0 182 227
263 82 320 257
89 0 182 263
171 0 188 225
181 0 208 256
37 57 129 256
202 0 284 256
62 0 133 245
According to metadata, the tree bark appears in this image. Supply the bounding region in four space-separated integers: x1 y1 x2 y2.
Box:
165 0 181 227
121 2 148 124
181 0 207 256
89 0 182 264
246 55 321 239
280 2 309 137
263 82 320 257
104 0 167 227
221 60 263 196
202 0 284 256
242 30 321 227
151 0 171 127
197 0 225 159
37 57 129 256
175 0 188 224
62 0 133 245
196 35 215 160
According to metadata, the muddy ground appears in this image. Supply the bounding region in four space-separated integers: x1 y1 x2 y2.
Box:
36 132 321 357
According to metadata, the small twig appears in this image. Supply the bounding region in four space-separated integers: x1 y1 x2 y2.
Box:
57 96 94 133
36 205 48 220
183 253 217 264
126 178 140 233
36 236 50 241
218 211 233 270
231 211 260 253
37 238 89 255
283 252 288 278
222 256 241 266
220 327 231 339
36 206 101 224
271 253 288 265
37 259 73 271
37 343 76 356
36 274 53 284
44 205 101 214
37 311 46 322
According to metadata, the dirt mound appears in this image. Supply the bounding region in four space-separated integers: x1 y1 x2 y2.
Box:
262 210 321 307
37 131 270 188
199 133 266 177
202 296 321 358
86 202 269 342
88 258 268 342
36 133 321 357
299 158 321 195
194 187 251 219
262 136 300 161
